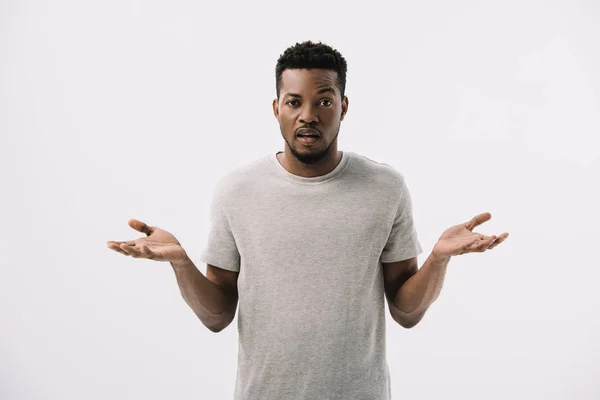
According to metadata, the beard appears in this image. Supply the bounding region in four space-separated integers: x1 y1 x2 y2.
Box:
280 123 340 165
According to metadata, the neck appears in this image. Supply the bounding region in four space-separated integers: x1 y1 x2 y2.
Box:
277 147 343 178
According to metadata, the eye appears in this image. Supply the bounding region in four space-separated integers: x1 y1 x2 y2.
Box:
319 99 332 107
286 99 299 107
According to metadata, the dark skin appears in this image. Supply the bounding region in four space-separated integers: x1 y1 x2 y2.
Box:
272 68 349 177
384 213 509 328
270 68 510 328
108 67 509 332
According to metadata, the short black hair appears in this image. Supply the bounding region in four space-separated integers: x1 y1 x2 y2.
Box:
275 41 347 99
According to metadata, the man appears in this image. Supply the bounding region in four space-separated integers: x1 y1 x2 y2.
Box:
107 41 509 400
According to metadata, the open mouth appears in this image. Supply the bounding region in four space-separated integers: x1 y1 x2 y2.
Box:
297 135 320 145
296 128 321 146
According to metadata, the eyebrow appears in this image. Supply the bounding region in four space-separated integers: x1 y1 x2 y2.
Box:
284 87 336 98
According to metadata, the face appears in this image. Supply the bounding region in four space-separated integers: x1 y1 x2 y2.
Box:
272 69 348 165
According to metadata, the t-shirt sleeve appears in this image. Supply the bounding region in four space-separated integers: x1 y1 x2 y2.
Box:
380 179 423 263
198 187 241 272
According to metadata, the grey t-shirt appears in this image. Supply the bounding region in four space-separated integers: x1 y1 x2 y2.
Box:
199 150 423 400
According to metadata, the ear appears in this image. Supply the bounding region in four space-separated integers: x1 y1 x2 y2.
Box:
272 98 279 119
340 96 349 121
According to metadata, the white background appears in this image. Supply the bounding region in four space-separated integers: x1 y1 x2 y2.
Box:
1 0 599 399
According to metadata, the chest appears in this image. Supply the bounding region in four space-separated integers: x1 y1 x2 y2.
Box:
229 188 395 264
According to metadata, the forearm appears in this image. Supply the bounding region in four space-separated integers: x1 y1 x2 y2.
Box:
393 252 451 326
170 257 235 332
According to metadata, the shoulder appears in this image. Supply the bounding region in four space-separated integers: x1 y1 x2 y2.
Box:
348 151 407 196
212 154 271 202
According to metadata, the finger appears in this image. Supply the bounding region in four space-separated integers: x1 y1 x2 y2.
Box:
467 235 496 253
476 235 497 252
107 242 130 256
468 233 486 244
128 219 155 236
121 243 157 259
461 236 483 254
141 244 157 260
488 233 508 249
488 232 509 250
465 212 492 231
120 243 141 258
108 239 136 246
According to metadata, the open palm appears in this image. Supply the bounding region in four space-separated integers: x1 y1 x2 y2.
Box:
432 212 509 257
106 219 188 262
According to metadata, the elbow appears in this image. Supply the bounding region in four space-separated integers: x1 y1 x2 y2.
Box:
202 311 235 333
204 320 227 333
392 309 426 329
398 318 420 329
208 325 224 333
205 318 224 333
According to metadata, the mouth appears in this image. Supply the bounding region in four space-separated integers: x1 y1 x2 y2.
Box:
296 128 321 146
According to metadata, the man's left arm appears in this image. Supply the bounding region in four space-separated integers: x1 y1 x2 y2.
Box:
384 253 450 329
384 212 509 329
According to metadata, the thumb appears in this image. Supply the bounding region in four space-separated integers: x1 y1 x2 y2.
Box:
128 219 155 236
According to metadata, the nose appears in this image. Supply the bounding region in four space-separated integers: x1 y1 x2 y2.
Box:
299 104 319 125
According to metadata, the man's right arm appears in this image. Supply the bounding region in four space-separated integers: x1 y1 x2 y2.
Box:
170 257 239 333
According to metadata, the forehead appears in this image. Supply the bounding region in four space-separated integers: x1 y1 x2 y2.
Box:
280 68 339 95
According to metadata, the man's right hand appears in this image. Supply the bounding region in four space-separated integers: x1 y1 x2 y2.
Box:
107 219 188 263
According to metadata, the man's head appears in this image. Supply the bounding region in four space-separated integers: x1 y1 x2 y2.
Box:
272 41 349 165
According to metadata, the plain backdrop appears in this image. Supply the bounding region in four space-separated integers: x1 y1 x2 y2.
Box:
1 0 599 399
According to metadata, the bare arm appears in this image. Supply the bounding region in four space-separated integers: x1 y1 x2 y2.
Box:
389 253 450 328
171 257 238 333
387 213 509 328
108 219 239 333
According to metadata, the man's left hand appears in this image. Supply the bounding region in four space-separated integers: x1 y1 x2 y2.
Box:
432 212 509 258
